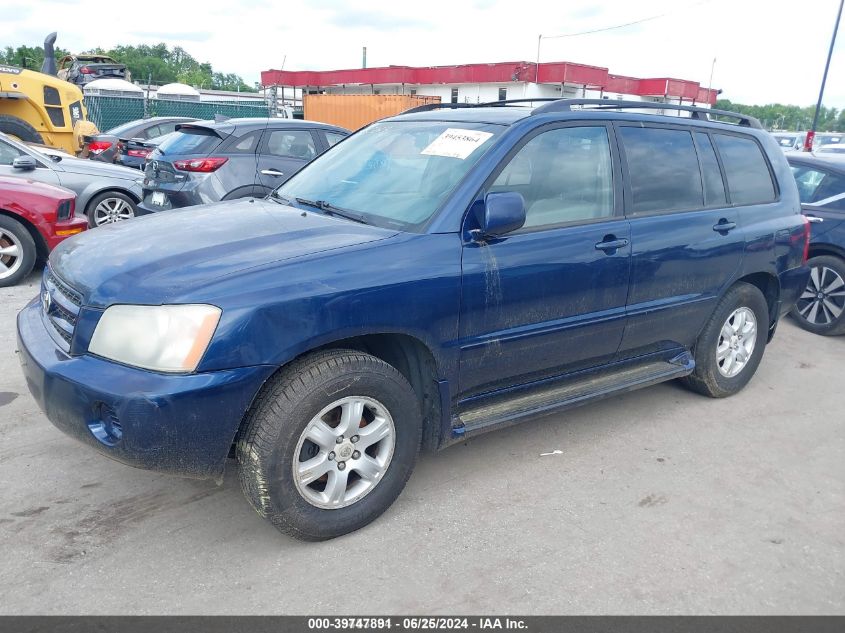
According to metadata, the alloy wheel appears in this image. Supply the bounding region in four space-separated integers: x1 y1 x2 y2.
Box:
0 229 23 281
716 307 757 378
796 266 845 326
93 197 135 226
293 396 396 510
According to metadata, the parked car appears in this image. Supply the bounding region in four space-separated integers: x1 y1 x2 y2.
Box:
138 118 349 214
786 153 845 335
116 132 175 170
17 100 810 540
0 175 86 287
82 117 197 165
0 132 143 228
772 132 805 152
57 54 128 86
816 146 845 156
814 133 844 150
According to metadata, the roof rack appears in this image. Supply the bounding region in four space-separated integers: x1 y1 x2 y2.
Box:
402 98 762 129
532 99 762 128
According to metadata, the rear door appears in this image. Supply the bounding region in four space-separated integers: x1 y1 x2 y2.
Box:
615 124 748 357
254 128 320 194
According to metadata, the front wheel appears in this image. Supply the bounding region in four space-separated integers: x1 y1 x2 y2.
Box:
0 215 37 288
237 349 422 541
790 255 845 336
681 282 769 398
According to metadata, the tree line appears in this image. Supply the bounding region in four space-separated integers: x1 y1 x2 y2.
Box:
716 99 844 132
0 42 256 92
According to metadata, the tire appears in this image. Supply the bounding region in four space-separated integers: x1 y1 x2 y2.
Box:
86 191 137 228
237 349 423 541
789 255 845 336
681 282 769 398
0 115 44 144
0 215 37 288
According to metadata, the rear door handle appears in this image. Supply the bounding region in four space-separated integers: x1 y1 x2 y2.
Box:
595 237 630 252
712 220 737 233
260 169 284 177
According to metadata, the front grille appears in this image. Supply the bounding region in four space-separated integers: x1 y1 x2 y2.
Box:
42 268 83 352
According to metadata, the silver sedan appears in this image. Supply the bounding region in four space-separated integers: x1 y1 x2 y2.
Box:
0 133 143 228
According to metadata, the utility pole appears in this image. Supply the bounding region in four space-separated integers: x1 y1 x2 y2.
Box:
805 0 843 150
362 47 367 69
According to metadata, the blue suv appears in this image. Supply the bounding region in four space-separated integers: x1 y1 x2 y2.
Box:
17 100 810 540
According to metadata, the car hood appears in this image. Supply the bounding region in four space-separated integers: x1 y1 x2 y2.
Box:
53 155 140 180
50 199 399 307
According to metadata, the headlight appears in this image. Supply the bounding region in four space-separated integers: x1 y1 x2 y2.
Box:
89 304 221 372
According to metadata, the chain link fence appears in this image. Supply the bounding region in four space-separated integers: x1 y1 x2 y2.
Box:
84 95 275 133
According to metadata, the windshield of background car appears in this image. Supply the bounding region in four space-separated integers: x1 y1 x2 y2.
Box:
273 120 502 230
156 128 222 156
776 136 797 147
106 120 145 137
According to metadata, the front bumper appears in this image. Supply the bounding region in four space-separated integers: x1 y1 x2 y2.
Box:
17 299 276 480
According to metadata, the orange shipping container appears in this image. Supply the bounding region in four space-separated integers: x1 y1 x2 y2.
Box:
303 94 441 131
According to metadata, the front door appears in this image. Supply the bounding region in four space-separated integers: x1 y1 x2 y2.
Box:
458 123 630 399
0 138 60 186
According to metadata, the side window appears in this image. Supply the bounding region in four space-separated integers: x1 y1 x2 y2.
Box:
714 134 776 205
0 140 24 165
266 130 317 160
695 133 727 206
229 131 262 154
790 166 827 203
811 172 845 210
141 124 163 139
619 126 703 213
324 131 346 147
490 126 614 229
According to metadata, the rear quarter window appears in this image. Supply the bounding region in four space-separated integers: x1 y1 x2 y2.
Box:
713 134 776 205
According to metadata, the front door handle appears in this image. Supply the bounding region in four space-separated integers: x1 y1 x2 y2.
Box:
261 169 284 177
595 237 630 252
804 215 824 224
713 219 737 233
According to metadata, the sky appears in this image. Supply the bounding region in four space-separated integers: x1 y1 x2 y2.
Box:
2 0 843 108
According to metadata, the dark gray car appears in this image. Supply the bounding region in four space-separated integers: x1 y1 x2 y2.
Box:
138 119 348 214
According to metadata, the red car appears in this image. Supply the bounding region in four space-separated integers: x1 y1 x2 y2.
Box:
0 176 87 287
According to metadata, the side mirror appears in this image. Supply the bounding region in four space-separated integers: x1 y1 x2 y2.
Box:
12 156 37 171
474 192 526 238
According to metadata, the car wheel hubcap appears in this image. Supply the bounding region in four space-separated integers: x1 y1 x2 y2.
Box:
0 229 23 280
93 198 134 226
293 396 395 510
717 307 757 378
796 266 845 326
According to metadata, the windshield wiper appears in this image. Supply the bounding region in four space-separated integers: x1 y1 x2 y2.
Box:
294 198 368 224
268 190 292 204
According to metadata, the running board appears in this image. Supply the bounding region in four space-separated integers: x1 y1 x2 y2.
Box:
450 354 694 441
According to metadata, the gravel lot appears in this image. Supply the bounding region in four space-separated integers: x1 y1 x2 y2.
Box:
0 267 843 615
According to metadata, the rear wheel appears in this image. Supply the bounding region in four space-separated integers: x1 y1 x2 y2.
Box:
237 349 422 541
790 255 845 336
0 115 43 144
681 282 769 398
86 191 137 228
0 215 36 288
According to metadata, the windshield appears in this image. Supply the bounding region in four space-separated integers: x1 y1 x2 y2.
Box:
273 120 502 230
776 135 797 147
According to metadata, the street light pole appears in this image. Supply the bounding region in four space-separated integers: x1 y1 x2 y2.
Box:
805 0 843 151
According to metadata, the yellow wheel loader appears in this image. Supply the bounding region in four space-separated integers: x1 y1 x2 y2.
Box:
0 33 98 155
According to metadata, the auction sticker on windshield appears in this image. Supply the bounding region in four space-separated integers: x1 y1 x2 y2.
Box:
421 128 494 159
